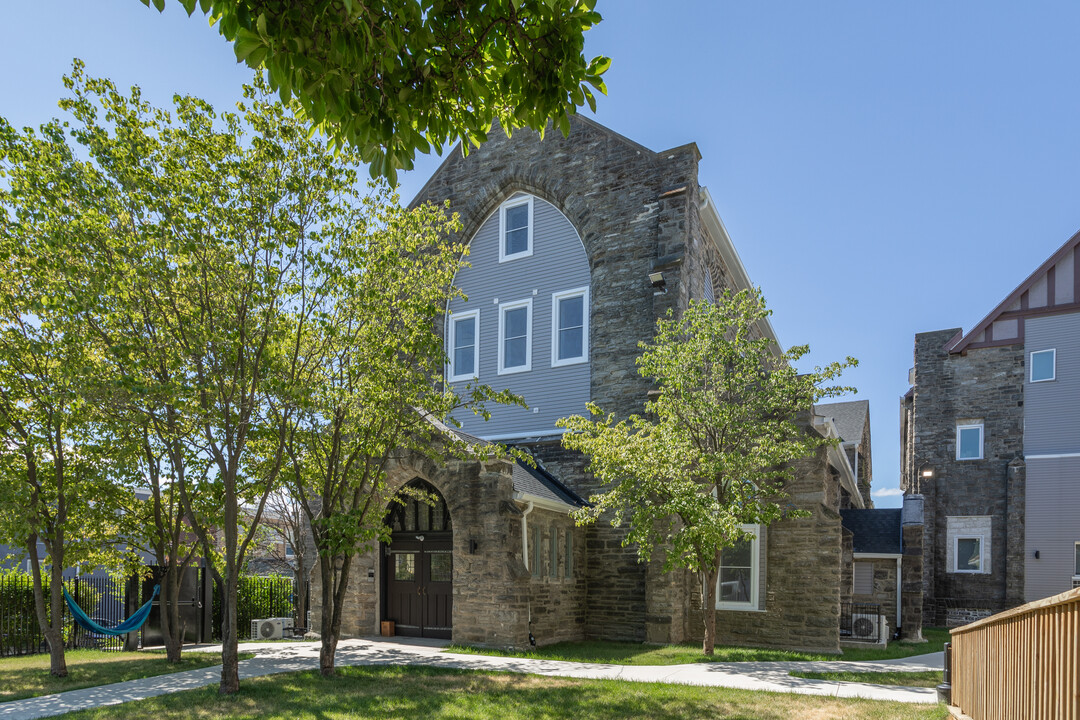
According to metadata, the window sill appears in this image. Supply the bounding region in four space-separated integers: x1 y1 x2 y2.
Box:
715 604 765 613
498 249 533 263
497 365 531 376
551 356 587 368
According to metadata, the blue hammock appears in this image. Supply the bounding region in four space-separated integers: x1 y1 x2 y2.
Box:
64 584 160 636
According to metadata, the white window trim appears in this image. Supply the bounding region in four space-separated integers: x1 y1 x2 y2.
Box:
550 286 589 367
497 298 532 375
956 423 984 461
1074 541 1079 579
716 524 760 611
447 309 480 382
498 195 534 263
953 534 985 574
1030 348 1056 383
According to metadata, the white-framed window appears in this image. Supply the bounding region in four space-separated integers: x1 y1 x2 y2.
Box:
448 309 480 381
499 195 533 263
498 298 532 374
956 423 984 460
853 561 874 595
551 287 589 367
285 544 295 558
717 524 760 610
1074 542 1079 578
1030 348 1056 383
954 536 984 573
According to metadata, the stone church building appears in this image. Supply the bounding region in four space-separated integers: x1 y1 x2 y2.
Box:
311 117 877 654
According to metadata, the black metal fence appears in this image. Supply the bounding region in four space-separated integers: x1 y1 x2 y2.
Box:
0 573 128 656
212 575 300 640
840 601 883 643
2 569 306 655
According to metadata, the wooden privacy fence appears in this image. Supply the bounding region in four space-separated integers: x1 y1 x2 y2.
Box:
950 586 1079 720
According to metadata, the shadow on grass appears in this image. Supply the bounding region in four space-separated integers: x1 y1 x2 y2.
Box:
58 666 948 720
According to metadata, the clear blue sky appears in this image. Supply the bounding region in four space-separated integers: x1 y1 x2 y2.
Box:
4 1 1080 507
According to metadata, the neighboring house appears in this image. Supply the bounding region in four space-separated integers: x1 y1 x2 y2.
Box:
312 117 878 653
901 230 1080 627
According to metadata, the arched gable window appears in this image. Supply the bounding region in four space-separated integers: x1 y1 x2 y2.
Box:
387 479 452 533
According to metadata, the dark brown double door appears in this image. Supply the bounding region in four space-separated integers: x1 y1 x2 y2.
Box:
384 533 452 639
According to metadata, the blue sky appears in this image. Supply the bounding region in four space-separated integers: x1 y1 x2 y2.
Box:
5 2 1080 507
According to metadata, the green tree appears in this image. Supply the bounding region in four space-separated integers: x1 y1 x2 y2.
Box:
142 0 610 181
272 185 519 676
557 290 856 656
0 119 136 676
32 62 362 693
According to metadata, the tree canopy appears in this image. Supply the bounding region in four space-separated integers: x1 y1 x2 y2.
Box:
558 289 856 655
143 0 610 182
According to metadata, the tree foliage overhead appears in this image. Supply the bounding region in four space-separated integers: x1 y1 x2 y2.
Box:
144 0 610 182
558 289 857 655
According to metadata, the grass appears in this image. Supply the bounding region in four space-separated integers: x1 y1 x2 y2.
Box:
0 649 255 702
790 670 944 688
56 665 948 720
445 627 950 666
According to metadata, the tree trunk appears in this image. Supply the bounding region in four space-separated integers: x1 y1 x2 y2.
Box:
219 570 240 694
162 565 185 663
26 536 67 677
123 574 140 652
701 566 719 657
318 556 337 677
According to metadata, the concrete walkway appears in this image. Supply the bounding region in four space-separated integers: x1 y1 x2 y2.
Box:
0 638 943 719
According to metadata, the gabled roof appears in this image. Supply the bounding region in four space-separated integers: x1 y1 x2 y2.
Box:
841 509 902 555
512 461 587 510
950 229 1080 353
814 400 869 446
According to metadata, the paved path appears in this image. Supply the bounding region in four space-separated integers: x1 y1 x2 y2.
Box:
0 639 943 719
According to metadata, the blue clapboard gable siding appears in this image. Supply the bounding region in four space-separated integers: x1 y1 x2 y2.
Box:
1023 311 1080 600
447 193 590 439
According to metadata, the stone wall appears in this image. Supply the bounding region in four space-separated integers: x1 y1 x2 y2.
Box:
682 447 843 654
900 523 925 640
852 558 897 624
906 329 1026 625
522 507 588 646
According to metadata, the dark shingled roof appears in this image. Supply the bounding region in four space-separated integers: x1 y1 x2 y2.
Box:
815 400 869 444
841 509 902 555
512 461 587 509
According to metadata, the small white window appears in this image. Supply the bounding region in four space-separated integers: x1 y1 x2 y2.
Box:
448 309 480 381
551 287 589 367
499 196 533 262
1030 349 1056 382
957 424 983 460
954 536 983 573
717 524 759 610
853 561 874 595
498 299 532 374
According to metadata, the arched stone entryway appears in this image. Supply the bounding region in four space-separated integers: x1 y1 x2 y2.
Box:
381 479 453 639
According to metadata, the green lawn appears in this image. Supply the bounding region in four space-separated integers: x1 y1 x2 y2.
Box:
790 670 944 688
0 649 254 702
56 665 948 720
446 627 950 665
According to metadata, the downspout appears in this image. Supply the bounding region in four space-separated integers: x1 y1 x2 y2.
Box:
521 501 535 571
521 500 535 643
895 556 902 637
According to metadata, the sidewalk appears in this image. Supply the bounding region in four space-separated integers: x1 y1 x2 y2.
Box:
0 638 942 719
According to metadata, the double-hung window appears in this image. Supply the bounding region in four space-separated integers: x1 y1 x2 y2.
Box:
551 287 588 366
448 310 479 381
499 196 533 262
498 299 532 374
956 423 983 460
1030 349 1056 382
716 524 760 610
